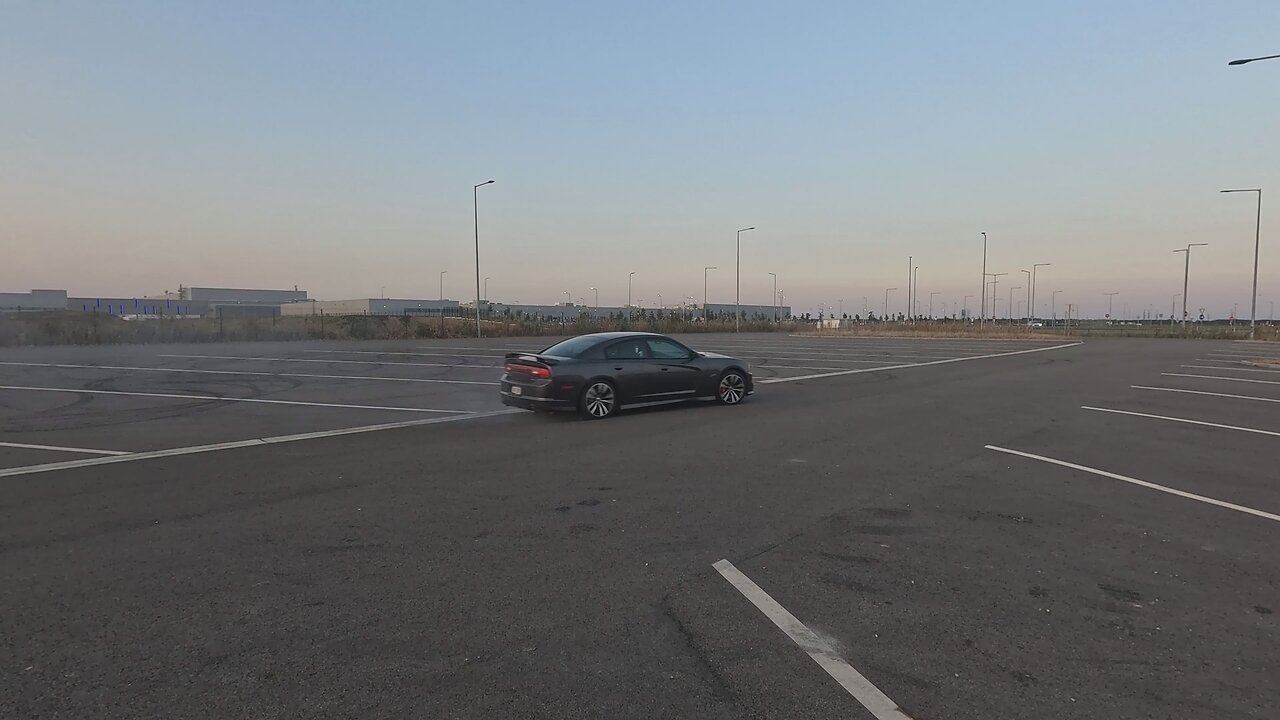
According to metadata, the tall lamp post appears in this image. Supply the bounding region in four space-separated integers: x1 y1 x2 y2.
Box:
963 295 973 320
768 272 778 322
703 267 717 322
439 270 448 334
1174 243 1209 329
1221 188 1262 339
1229 53 1280 65
1030 263 1050 325
988 272 1007 323
627 271 636 323
979 232 988 323
1104 292 1119 321
590 286 598 309
472 179 494 337
913 266 919 321
735 227 755 332
929 291 940 320
883 288 897 319
1008 286 1021 321
907 255 913 321
1019 269 1031 322
1051 290 1063 324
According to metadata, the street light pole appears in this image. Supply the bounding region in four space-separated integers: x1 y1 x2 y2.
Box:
1174 243 1209 329
628 271 636 322
768 272 777 322
1008 286 1021 321
1020 269 1031 323
590 286 598 309
483 277 490 303
988 272 1007 324
439 270 448 334
703 267 716 322
907 256 913 321
1104 292 1119 321
963 295 972 320
1229 53 1280 65
913 266 919 321
929 291 940 319
883 288 897 319
979 232 988 324
473 179 494 338
735 227 755 332
1052 290 1063 324
1221 189 1262 339
1031 263 1050 325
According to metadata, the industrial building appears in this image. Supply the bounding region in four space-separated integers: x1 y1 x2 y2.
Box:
0 289 70 311
3 286 309 318
280 298 461 316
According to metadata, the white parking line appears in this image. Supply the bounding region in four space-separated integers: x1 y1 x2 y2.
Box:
0 361 498 386
985 445 1280 523
712 559 914 720
159 353 500 370
0 385 474 413
0 441 131 456
1181 364 1280 374
1081 406 1280 438
1162 372 1280 386
0 409 520 479
1133 386 1280 404
758 341 1082 384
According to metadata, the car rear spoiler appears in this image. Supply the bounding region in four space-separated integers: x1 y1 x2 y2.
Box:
504 352 558 366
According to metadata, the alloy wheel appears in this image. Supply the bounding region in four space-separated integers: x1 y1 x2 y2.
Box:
584 382 616 418
718 373 745 404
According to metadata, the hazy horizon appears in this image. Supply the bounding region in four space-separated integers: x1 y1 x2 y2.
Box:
3 2 1277 319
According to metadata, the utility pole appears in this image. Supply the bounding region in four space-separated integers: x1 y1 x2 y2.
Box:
1104 292 1119 322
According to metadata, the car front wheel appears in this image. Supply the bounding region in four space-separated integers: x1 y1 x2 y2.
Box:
717 371 747 405
579 380 618 419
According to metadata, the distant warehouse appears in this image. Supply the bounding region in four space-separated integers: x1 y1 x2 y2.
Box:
281 298 461 316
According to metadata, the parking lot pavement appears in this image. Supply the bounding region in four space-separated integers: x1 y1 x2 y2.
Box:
3 335 1277 718
0 334 1072 468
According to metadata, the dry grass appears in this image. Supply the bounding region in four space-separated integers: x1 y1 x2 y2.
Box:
0 312 804 346
796 324 1061 340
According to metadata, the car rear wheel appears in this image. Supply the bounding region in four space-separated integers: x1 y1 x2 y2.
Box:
579 381 618 419
717 370 747 405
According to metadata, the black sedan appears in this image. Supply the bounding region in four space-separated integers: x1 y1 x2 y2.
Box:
500 332 753 419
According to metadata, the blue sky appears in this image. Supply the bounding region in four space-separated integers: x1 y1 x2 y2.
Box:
3 1 1277 318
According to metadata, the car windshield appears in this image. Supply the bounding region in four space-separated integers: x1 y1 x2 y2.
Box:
540 336 601 358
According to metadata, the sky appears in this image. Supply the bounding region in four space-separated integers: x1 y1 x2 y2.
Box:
2 1 1278 319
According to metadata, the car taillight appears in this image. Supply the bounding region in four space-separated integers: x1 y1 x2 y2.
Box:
504 363 550 379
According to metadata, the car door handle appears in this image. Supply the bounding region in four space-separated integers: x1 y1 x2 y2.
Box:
660 368 670 372
614 367 624 371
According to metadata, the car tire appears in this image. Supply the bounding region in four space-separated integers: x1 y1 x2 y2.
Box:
717 370 748 405
579 380 618 420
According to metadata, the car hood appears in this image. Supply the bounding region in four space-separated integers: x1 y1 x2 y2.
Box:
698 351 736 360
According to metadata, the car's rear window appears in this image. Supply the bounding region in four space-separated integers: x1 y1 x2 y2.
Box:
540 336 601 358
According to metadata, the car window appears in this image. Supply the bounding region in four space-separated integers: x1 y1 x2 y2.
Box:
604 338 650 360
646 338 691 359
541 336 600 358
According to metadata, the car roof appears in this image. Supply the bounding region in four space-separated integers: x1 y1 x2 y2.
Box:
571 331 667 341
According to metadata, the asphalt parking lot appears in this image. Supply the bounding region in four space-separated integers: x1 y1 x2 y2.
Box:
2 334 1277 719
